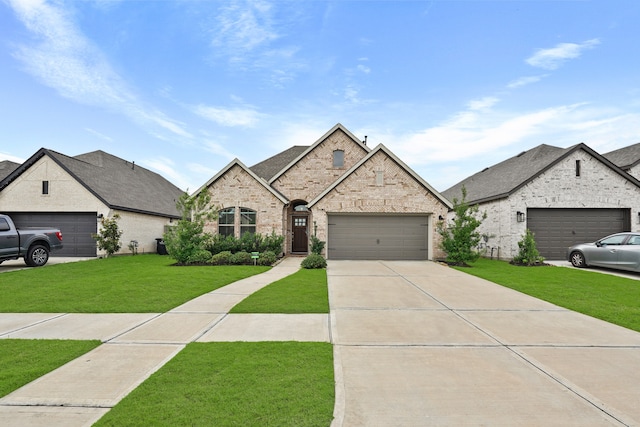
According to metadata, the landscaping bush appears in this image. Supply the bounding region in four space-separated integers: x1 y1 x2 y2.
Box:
210 251 232 265
310 235 325 255
257 250 277 266
301 253 327 269
206 232 284 256
186 249 213 264
229 251 252 265
512 229 545 266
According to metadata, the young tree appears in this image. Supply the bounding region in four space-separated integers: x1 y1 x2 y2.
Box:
163 191 217 264
512 228 545 266
436 186 487 266
93 214 123 257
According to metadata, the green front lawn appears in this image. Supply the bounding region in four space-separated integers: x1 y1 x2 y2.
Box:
94 342 335 427
0 339 101 397
0 255 269 313
456 258 640 332
231 268 329 313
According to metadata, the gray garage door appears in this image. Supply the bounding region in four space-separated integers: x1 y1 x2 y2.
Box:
8 212 97 257
527 208 630 260
328 214 429 260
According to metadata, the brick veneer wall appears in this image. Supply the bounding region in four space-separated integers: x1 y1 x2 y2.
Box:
204 164 285 237
311 150 449 260
476 149 640 259
272 128 369 203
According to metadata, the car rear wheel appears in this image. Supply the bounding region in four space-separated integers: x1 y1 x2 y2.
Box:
570 251 587 268
25 244 49 267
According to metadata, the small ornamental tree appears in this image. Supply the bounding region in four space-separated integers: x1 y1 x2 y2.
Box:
93 214 123 257
163 191 216 264
436 186 487 266
512 228 545 266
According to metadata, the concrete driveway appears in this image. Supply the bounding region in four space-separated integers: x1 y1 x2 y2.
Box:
0 257 93 273
328 260 640 426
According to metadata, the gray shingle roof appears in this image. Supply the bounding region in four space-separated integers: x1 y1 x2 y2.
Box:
603 142 640 170
1 149 183 218
0 161 20 182
442 144 568 204
443 143 640 205
249 146 309 181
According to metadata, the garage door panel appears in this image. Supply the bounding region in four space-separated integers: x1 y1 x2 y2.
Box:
328 215 428 260
527 208 630 260
8 212 97 257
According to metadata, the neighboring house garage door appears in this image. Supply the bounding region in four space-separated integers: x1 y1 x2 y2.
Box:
527 208 630 260
8 212 97 257
327 214 429 260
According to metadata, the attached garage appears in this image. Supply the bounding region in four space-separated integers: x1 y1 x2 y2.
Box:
327 214 429 260
527 208 630 260
8 212 97 257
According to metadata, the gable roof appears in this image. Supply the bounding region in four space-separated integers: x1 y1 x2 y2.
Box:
194 158 289 204
268 123 370 185
250 146 309 181
309 143 453 209
442 143 640 205
0 160 20 182
0 148 184 218
603 142 640 170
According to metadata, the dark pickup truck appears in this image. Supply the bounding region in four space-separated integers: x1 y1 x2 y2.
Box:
0 214 63 267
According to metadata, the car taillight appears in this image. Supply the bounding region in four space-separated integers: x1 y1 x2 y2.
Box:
56 231 63 241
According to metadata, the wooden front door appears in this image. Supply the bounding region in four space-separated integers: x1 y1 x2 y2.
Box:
292 216 308 253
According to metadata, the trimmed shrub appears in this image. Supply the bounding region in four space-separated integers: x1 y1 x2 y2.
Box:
229 251 252 265
257 250 277 266
210 251 232 265
186 249 213 264
207 232 284 256
310 235 325 255
512 229 545 266
301 253 327 269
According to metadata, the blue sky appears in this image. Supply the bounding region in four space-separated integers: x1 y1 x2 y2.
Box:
2 0 639 193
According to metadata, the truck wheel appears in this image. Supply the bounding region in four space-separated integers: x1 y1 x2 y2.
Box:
26 245 49 267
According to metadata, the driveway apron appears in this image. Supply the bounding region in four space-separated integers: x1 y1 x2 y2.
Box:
328 260 640 426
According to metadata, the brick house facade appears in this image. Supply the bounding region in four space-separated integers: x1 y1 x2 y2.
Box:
196 123 452 260
443 143 640 260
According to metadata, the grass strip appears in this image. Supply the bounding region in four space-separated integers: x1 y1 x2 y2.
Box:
455 258 640 332
94 342 335 427
0 339 101 397
0 255 269 313
230 268 329 313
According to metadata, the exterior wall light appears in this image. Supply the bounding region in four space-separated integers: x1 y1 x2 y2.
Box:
516 211 526 222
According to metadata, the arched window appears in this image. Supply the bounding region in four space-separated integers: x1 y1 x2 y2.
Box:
240 208 256 235
218 208 235 237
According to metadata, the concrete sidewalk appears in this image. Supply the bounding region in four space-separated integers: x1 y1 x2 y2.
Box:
328 260 640 426
0 257 330 427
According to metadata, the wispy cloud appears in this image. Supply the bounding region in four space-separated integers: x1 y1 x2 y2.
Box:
394 102 586 164
507 75 547 89
211 0 279 56
6 0 190 139
526 39 600 70
467 97 499 111
84 128 113 142
0 152 25 163
142 157 192 192
193 104 261 127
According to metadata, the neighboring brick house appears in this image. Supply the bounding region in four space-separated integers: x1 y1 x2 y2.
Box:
195 123 452 260
0 161 20 182
0 148 184 257
442 143 640 260
603 142 640 179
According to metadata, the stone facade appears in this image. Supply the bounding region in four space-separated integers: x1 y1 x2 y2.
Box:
203 163 286 238
475 149 640 259
197 124 451 260
272 128 369 202
311 149 449 259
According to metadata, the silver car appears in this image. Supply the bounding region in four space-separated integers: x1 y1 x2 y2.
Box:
568 232 640 272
